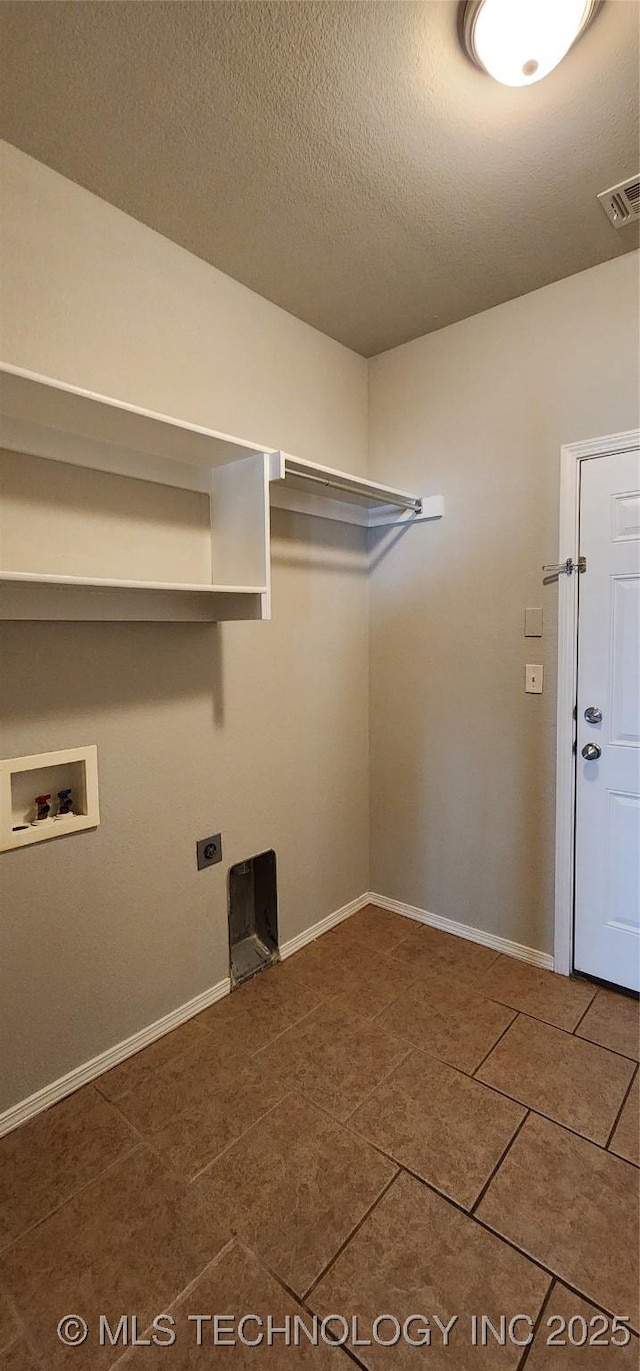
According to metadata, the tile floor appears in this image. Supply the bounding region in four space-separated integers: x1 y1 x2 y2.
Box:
0 906 638 1368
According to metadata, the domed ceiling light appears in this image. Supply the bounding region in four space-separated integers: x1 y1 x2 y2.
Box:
461 0 602 87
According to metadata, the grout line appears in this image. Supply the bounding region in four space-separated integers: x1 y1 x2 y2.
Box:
471 1213 636 1328
370 896 555 970
243 978 334 1044
0 1269 39 1366
222 1192 638 1371
572 1025 639 1065
247 984 385 1065
396 1158 504 1220
303 1168 401 1301
528 1007 638 1066
91 1017 219 1103
464 1070 640 1165
95 948 339 1115
570 986 600 1035
326 1078 540 1214
235 1239 312 1308
248 1003 332 1062
313 1330 370 1368
354 979 423 1026
290 1093 363 1133
605 1063 638 1152
319 1108 412 1173
365 963 620 1061
0 1142 142 1256
104 1099 219 1188
251 994 637 1175
232 1240 369 1370
340 1047 414 1124
516 1278 558 1371
109 1237 239 1368
5 910 637 1363
470 1109 531 1215
295 1009 639 1168
385 927 425 955
188 1090 292 1182
573 971 639 1002
471 1010 519 1076
480 950 503 972
391 1160 634 1330
106 1095 159 1147
94 1030 225 1113
343 1136 502 1218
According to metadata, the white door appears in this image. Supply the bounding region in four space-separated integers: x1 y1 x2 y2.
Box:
574 447 640 990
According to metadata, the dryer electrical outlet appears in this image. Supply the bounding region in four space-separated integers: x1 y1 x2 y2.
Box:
196 833 222 869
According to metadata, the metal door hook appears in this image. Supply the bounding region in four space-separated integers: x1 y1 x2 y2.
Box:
542 556 587 583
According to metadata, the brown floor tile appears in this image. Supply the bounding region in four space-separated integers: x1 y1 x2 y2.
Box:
576 989 640 1062
0 1289 18 1355
476 957 596 1032
254 998 410 1122
0 1146 229 1370
276 944 343 997
196 965 322 1053
609 1075 639 1166
0 1341 38 1371
323 905 419 956
259 947 336 1000
283 938 402 1008
0 1086 137 1248
200 1093 396 1298
390 923 500 983
122 1240 350 1367
2 920 635 1371
329 956 415 1020
95 1016 213 1102
115 1034 287 1178
378 979 515 1073
525 1283 638 1368
476 1113 640 1330
351 1049 525 1209
476 1014 635 1145
311 1171 550 1369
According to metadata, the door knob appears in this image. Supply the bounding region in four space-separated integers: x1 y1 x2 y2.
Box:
584 707 603 724
581 743 602 761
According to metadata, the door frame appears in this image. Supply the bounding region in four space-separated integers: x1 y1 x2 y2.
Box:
554 427 640 975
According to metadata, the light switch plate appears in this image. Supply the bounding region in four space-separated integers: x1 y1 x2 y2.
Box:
525 664 544 694
524 607 543 638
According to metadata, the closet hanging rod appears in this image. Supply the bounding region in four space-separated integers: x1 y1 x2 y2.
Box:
283 462 423 513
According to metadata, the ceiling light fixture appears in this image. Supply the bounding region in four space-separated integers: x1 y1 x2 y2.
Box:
460 0 602 87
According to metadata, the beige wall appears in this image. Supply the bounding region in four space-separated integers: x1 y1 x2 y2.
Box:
0 143 369 1111
2 138 639 1114
368 252 640 955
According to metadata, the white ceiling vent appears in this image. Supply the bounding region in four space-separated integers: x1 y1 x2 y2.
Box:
597 176 640 228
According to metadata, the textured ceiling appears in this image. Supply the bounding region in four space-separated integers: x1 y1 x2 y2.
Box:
1 0 638 356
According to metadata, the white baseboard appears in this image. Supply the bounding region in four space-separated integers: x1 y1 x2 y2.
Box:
0 893 369 1139
366 892 554 970
0 977 230 1139
279 892 370 960
0 887 551 1138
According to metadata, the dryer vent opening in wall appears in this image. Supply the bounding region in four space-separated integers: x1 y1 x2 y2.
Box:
228 850 278 987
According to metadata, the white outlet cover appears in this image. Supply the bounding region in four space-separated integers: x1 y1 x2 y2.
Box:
525 664 544 694
524 607 543 638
